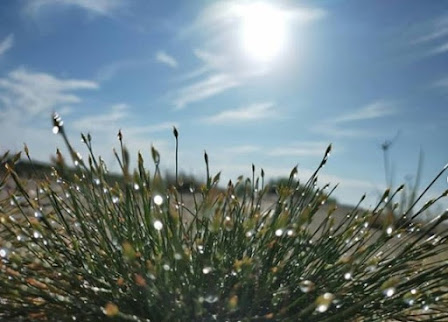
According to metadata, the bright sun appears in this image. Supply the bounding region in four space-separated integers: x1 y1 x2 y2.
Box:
240 2 287 62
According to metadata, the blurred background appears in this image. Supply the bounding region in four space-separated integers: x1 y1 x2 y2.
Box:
0 0 447 208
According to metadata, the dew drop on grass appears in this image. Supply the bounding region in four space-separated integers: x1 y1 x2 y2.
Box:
299 280 315 293
224 216 233 231
344 272 352 280
163 264 170 271
153 220 163 231
174 253 182 260
33 231 42 239
403 290 417 306
112 196 119 204
153 195 163 206
275 229 283 237
133 183 140 191
386 226 393 235
315 293 335 313
383 287 396 297
0 248 8 258
93 178 100 186
202 267 212 274
34 210 43 219
52 126 59 134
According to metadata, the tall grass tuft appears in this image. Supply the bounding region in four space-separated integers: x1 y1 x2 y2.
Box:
1 114 448 321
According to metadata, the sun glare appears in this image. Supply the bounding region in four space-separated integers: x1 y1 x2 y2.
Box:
240 2 287 62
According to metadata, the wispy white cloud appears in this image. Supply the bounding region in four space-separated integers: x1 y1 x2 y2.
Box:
222 145 261 154
332 101 397 123
0 67 174 171
311 101 398 138
0 34 14 57
174 74 239 109
202 102 277 124
96 59 152 82
0 67 98 118
24 0 123 17
73 103 129 131
434 77 448 90
410 15 448 57
189 1 326 37
412 27 448 45
430 42 448 55
312 124 374 138
73 103 177 136
172 1 325 108
155 51 178 68
268 142 331 157
0 68 98 162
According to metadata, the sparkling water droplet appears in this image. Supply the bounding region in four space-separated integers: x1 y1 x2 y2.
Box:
224 216 233 231
34 210 43 219
174 253 182 260
153 220 163 231
386 226 393 235
383 287 396 297
202 267 212 274
299 280 315 293
133 183 140 191
404 298 415 306
33 231 42 239
0 248 8 258
315 293 335 313
93 178 100 186
403 290 417 306
275 229 283 237
52 126 60 134
163 264 170 271
344 272 352 280
112 196 119 204
153 195 163 206
287 229 294 236
245 230 254 238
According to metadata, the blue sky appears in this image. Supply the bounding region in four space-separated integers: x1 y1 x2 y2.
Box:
0 0 447 208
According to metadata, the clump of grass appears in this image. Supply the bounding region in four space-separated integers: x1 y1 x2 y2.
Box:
1 114 448 321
